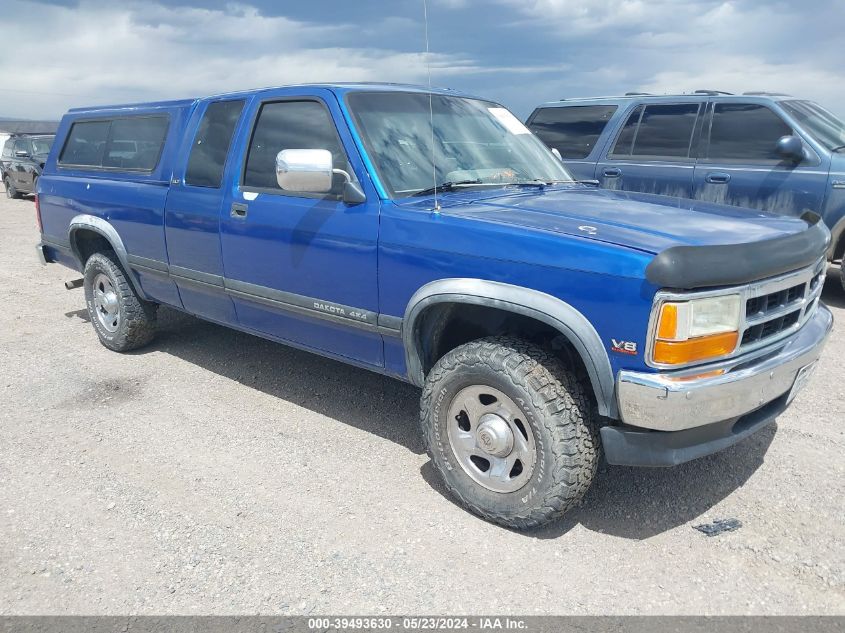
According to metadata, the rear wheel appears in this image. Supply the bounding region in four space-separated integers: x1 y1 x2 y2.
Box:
420 336 599 529
4 176 20 199
83 251 157 352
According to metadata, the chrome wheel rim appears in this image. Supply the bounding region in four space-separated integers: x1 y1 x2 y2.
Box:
92 273 120 333
446 385 536 493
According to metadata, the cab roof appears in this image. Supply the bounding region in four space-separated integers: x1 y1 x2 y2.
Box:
68 83 485 115
206 82 484 101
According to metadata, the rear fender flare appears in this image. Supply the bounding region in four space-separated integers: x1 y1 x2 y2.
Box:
68 214 149 300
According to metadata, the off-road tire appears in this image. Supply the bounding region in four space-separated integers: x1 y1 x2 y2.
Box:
4 176 20 199
83 251 157 352
420 336 600 529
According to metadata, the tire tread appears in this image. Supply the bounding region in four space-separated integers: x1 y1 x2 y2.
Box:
420 336 599 530
84 251 157 352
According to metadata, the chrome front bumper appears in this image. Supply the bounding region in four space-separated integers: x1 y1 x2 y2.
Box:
617 304 833 431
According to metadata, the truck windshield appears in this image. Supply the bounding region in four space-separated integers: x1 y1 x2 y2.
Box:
347 91 574 198
781 100 845 151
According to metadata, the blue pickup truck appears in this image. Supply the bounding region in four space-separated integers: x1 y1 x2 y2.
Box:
36 83 832 529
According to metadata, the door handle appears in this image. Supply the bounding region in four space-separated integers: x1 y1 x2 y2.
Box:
230 203 248 219
603 168 622 178
705 172 731 184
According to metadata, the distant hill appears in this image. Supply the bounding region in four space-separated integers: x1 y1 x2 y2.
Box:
0 119 59 134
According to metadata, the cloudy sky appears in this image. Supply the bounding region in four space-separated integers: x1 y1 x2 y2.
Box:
2 0 844 121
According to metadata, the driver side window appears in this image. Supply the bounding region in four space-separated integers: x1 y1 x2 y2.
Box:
243 99 353 196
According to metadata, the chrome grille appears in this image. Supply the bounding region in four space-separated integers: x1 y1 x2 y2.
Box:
738 259 826 353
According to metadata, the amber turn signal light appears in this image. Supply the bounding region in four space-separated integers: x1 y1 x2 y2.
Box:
653 331 739 365
656 303 678 340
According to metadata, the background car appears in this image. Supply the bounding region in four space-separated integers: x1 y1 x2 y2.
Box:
1 133 55 198
526 91 845 288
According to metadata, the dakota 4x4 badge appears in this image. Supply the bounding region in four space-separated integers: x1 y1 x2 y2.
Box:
611 339 638 355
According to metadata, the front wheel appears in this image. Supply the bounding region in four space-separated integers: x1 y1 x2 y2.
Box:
420 336 600 529
83 251 157 352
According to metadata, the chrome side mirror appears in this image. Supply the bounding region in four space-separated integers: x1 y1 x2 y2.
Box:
275 148 366 204
275 149 333 193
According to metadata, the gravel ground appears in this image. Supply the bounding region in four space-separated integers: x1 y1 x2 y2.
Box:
0 192 843 615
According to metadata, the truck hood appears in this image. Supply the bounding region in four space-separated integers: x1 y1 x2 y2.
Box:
417 185 812 255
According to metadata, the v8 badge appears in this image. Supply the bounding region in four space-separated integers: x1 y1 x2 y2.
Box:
611 339 638 355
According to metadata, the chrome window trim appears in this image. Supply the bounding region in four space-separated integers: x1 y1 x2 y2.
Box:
645 258 826 370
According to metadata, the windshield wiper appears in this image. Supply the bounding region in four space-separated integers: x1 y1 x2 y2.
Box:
831 145 845 152
507 179 554 189
411 179 482 197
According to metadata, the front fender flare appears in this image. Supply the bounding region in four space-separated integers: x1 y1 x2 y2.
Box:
68 214 149 300
403 279 618 419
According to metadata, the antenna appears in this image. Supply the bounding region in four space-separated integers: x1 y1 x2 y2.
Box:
422 0 440 212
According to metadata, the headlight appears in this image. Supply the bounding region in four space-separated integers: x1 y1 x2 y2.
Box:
652 294 741 366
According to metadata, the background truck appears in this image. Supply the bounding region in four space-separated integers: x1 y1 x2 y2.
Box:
36 83 832 529
526 91 845 290
2 133 54 198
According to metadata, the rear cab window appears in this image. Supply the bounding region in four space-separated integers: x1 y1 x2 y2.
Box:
610 103 701 160
185 99 246 188
528 105 618 159
59 115 169 172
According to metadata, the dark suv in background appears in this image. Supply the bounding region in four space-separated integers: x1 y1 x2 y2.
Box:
1 134 54 198
526 91 845 287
